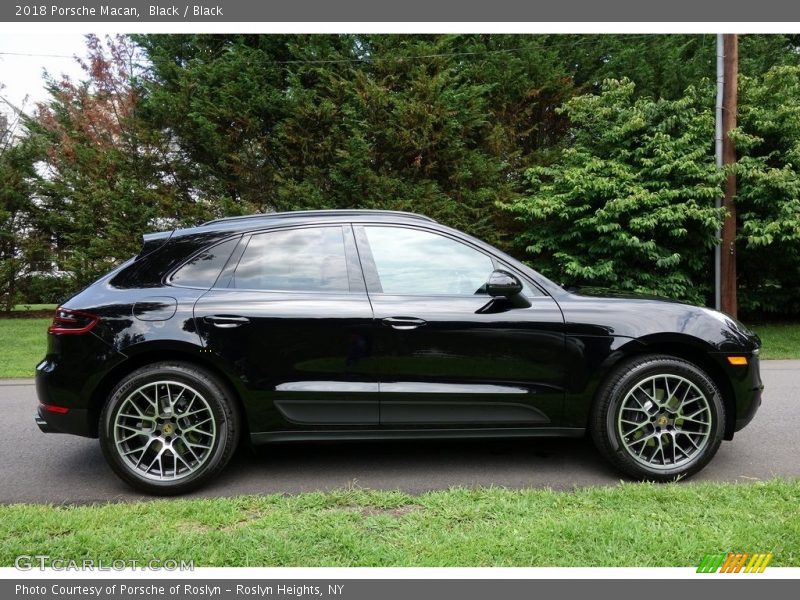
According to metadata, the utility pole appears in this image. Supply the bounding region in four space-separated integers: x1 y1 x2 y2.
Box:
714 35 724 311
720 34 738 318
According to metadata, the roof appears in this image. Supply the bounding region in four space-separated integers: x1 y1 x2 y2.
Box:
201 209 436 228
141 209 439 249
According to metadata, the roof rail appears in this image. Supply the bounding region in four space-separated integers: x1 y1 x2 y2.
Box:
200 209 437 227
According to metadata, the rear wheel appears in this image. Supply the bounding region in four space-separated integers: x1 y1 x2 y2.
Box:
591 354 725 481
99 362 240 495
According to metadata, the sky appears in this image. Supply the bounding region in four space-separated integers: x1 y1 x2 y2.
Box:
0 33 88 120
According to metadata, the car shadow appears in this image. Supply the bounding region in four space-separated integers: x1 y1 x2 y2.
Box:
198 435 623 498
1 430 623 504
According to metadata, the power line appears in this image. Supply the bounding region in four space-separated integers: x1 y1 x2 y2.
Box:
0 34 707 65
0 51 76 59
263 39 617 65
197 34 708 65
0 93 30 116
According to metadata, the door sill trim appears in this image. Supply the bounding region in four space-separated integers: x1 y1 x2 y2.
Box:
250 427 585 445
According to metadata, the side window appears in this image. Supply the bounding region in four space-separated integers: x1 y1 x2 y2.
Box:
363 226 494 296
170 237 238 288
233 227 350 292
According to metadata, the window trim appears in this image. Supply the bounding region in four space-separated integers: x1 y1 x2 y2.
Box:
220 224 365 295
353 223 545 299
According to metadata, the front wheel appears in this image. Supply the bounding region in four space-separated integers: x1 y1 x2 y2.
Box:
99 362 240 495
590 355 725 481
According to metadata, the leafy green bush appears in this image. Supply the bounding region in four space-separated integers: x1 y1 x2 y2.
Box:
505 79 724 305
735 66 800 316
506 70 800 317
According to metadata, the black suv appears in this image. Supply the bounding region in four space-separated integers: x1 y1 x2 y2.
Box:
35 210 763 494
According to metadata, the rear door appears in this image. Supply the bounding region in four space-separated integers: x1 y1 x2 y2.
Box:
194 224 378 432
353 224 566 428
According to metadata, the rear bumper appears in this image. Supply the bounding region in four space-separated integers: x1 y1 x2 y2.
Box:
35 359 99 438
34 412 52 433
35 403 95 437
34 325 128 439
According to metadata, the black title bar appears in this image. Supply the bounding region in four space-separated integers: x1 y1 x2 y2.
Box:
3 0 800 22
3 579 794 600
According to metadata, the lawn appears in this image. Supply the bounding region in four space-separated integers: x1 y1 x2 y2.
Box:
0 480 797 567
751 323 800 360
0 318 50 378
11 303 57 312
0 318 798 379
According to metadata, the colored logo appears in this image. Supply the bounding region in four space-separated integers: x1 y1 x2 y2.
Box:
697 553 773 573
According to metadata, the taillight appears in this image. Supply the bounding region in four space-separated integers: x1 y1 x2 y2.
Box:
48 307 100 335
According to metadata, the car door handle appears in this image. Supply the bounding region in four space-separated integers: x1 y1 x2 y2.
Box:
381 317 427 330
203 315 250 328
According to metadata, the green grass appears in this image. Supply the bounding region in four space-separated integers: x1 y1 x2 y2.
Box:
0 318 50 378
0 480 797 566
750 323 800 360
11 303 57 312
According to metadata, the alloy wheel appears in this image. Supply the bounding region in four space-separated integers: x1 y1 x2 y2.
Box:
616 374 712 471
112 380 217 481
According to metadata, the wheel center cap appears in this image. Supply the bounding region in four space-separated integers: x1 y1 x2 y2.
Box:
655 414 669 427
162 422 174 436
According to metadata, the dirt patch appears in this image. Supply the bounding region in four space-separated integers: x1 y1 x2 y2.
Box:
328 505 423 518
183 523 213 534
219 509 268 532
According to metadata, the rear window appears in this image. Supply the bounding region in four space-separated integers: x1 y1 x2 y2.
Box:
170 237 239 288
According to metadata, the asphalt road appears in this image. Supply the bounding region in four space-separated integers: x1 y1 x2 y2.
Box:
1 361 798 504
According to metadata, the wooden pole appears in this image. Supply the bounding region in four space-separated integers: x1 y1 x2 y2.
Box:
714 34 724 311
721 34 738 318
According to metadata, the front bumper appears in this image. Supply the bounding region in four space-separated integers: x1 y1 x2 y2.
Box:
734 368 763 432
717 352 764 435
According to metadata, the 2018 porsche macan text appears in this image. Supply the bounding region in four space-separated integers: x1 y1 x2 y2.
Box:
35 210 763 494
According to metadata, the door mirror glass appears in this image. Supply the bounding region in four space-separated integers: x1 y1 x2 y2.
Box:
485 269 523 297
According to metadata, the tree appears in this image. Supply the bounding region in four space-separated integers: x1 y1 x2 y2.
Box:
9 33 800 317
132 34 580 248
505 79 725 304
29 34 200 286
0 88 39 312
552 34 800 101
735 66 800 316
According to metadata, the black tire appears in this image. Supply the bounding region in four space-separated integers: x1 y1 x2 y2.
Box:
99 362 240 495
590 354 725 482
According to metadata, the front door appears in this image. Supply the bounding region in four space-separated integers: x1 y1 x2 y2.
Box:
194 224 378 432
353 224 566 428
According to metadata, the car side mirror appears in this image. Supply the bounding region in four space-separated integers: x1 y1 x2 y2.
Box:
479 269 531 310
485 269 523 297
475 269 531 313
